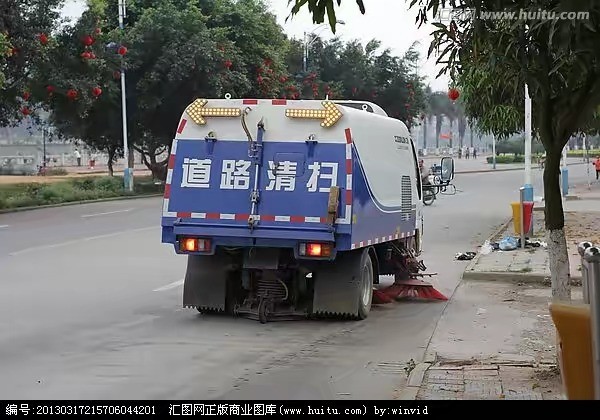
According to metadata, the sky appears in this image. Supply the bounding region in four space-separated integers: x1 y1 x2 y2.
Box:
60 0 450 91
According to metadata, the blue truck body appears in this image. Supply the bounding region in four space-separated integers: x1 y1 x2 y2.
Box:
160 98 432 322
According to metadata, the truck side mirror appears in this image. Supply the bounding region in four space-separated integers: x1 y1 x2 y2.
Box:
440 156 454 182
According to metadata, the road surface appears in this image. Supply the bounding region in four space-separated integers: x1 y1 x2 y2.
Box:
0 164 590 399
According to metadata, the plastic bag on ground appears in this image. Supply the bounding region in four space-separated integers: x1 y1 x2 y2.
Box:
499 236 518 251
480 240 493 255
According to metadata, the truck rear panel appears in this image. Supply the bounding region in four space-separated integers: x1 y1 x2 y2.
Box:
161 102 353 252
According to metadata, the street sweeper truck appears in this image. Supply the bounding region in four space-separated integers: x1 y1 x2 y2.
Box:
161 95 452 323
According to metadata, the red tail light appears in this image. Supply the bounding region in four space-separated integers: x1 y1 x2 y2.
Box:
180 237 211 253
299 242 332 257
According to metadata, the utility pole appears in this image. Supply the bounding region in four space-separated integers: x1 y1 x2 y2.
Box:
118 0 133 192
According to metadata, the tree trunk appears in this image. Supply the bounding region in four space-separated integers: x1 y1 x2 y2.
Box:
543 149 571 301
107 146 116 177
435 115 442 148
470 126 474 148
423 118 428 149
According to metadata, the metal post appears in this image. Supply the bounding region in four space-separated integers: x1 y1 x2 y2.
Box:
583 246 600 399
492 135 496 169
561 145 569 197
579 241 594 304
302 31 307 72
519 187 525 249
118 0 132 192
523 84 533 201
584 133 592 190
42 127 47 168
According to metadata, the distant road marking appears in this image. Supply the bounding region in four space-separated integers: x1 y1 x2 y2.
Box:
153 279 184 292
81 208 133 218
8 226 155 256
0 225 9 229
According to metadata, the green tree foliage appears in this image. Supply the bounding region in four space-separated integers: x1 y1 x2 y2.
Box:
0 0 65 126
293 0 600 302
20 0 427 180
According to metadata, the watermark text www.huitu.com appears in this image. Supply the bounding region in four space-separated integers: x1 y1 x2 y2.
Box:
437 8 590 22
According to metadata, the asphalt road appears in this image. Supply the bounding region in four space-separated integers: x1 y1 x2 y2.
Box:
0 164 590 399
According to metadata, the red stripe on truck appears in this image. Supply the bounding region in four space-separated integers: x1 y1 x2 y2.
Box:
163 184 171 199
177 119 187 134
243 99 258 105
344 128 352 144
235 213 249 221
272 99 287 105
206 213 220 219
168 154 176 169
345 190 352 204
345 159 353 174
177 212 191 218
290 216 305 223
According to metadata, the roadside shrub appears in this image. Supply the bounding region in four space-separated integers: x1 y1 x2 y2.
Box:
45 167 68 176
486 154 524 164
93 176 123 192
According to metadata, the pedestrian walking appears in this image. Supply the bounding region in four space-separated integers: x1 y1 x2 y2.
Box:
594 155 600 180
473 148 477 159
74 149 81 167
465 148 470 159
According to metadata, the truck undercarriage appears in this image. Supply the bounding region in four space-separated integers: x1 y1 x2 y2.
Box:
182 236 445 323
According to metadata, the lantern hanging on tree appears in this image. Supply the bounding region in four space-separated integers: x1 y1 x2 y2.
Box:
117 45 128 56
224 59 232 69
66 89 78 100
38 33 48 45
82 35 94 46
22 91 31 101
46 85 55 94
21 107 31 116
94 27 102 35
91 86 102 97
448 87 460 101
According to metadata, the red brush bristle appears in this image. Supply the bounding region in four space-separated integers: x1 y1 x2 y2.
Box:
372 289 394 304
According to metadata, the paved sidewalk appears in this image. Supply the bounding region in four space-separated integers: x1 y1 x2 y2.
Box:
462 216 550 283
416 361 562 400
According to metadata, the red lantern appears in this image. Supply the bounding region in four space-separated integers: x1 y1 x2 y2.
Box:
117 46 128 56
66 89 78 100
257 76 263 84
81 51 91 59
448 88 460 101
38 33 48 45
21 107 30 116
22 91 31 101
94 27 102 35
88 52 96 59
279 76 287 83
82 35 94 46
46 85 55 94
224 59 232 69
91 86 102 97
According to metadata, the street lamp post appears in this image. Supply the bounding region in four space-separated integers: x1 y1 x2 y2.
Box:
118 0 133 192
523 84 533 201
303 21 344 72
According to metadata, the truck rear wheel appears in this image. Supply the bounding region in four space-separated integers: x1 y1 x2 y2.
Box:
311 248 374 320
357 251 374 320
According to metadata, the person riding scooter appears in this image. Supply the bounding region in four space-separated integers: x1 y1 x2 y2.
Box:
419 159 431 186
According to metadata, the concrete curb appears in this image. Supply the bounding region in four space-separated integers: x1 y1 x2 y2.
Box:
396 351 437 400
0 193 163 214
455 161 585 175
461 270 548 285
463 217 513 274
